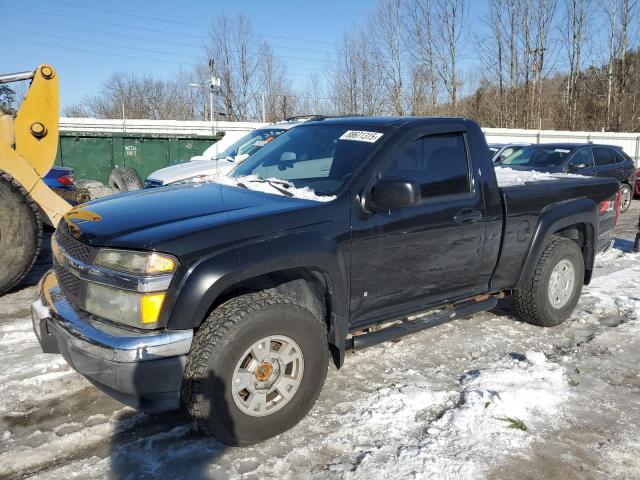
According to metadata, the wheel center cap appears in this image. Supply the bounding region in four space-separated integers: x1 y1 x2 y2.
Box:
255 362 273 382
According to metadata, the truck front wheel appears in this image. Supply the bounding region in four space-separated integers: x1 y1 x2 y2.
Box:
182 292 329 446
513 236 584 327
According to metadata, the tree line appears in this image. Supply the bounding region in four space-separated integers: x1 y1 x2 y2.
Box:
59 0 639 132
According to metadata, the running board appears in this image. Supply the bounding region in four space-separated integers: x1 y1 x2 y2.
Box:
346 296 498 351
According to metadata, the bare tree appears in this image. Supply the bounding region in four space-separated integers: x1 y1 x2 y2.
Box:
564 0 589 128
407 0 440 114
205 14 262 121
368 0 405 115
64 72 198 120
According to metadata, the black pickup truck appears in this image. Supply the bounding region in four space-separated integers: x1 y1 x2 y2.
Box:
32 117 620 446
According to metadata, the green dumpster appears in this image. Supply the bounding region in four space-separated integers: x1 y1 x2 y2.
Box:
54 131 220 184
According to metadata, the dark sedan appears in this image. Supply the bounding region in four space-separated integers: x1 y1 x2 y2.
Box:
500 143 636 212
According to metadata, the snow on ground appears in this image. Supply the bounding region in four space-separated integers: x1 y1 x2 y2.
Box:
495 166 585 187
1 212 640 479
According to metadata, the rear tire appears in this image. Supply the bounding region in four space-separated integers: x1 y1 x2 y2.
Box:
513 236 584 327
182 292 329 446
619 183 632 213
0 172 42 295
108 167 142 192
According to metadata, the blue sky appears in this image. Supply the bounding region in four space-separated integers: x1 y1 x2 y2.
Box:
1 0 391 109
2 0 617 112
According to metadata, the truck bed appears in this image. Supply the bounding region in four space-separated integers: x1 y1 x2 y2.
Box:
491 168 619 291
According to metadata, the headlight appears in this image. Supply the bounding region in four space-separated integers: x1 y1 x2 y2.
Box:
86 282 165 329
95 249 176 275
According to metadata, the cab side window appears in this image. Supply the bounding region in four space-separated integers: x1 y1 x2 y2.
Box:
570 148 594 169
593 147 618 166
381 133 471 199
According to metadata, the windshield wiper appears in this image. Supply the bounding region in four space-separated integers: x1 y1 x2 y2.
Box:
241 178 294 197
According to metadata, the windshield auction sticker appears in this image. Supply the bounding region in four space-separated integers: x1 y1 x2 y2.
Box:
339 130 384 143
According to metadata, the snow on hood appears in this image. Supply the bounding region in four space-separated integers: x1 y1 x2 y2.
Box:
495 166 586 187
215 175 336 202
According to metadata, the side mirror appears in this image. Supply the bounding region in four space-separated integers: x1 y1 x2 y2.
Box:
569 162 587 172
367 178 421 211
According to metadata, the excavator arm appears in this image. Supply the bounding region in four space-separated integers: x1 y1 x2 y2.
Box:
0 64 74 295
0 65 72 226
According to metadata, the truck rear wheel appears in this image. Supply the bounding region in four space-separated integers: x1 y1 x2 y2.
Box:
513 236 583 327
0 173 42 295
182 292 329 446
108 167 142 192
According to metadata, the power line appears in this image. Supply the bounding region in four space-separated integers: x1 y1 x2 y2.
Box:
14 2 338 46
0 37 200 67
4 14 334 57
4 26 331 67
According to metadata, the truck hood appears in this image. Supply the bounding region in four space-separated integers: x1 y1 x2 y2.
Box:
62 182 317 248
146 159 236 185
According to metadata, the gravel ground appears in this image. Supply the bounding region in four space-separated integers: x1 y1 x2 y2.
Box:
1 200 639 480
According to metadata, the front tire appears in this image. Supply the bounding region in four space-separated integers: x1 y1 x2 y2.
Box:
182 292 329 446
513 236 584 327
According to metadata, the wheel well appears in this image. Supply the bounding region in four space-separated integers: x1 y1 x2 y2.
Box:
203 268 338 363
553 222 592 281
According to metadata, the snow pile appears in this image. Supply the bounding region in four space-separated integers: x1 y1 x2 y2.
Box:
216 174 336 202
341 351 569 479
495 166 585 187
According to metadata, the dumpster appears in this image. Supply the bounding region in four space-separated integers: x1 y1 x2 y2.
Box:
54 131 221 184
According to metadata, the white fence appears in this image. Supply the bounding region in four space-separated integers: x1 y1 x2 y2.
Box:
484 127 640 165
59 118 640 165
59 118 264 136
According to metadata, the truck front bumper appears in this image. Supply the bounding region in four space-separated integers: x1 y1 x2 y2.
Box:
31 270 193 412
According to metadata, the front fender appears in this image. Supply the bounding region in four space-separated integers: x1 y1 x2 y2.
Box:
162 231 349 356
516 198 598 288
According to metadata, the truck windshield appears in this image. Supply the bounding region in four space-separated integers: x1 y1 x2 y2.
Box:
501 146 576 168
229 125 387 196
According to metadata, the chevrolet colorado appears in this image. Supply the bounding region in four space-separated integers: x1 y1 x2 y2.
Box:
32 117 620 446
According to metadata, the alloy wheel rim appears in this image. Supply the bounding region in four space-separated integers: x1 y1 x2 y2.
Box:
548 258 576 309
231 335 304 417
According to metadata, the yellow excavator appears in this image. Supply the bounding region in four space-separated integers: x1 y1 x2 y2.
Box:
0 65 74 295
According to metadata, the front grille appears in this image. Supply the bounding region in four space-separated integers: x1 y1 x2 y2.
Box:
54 263 84 307
55 225 94 264
53 223 96 307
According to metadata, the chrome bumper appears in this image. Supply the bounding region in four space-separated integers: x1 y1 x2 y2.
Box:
31 270 193 411
32 270 192 362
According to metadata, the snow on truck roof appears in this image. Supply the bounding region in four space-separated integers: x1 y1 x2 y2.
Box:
495 166 586 187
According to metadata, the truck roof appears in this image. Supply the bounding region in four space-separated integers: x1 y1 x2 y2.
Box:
303 116 472 128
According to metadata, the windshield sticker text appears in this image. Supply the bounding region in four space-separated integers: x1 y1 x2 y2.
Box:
339 130 384 143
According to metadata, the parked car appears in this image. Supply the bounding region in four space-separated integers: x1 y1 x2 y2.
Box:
144 119 307 188
500 143 636 212
44 166 90 205
635 169 640 197
489 143 530 163
33 117 619 446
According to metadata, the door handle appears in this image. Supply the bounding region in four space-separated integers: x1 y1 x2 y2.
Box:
454 209 483 224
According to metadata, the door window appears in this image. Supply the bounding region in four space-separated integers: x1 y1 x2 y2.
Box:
381 133 471 199
569 148 594 169
593 147 618 166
